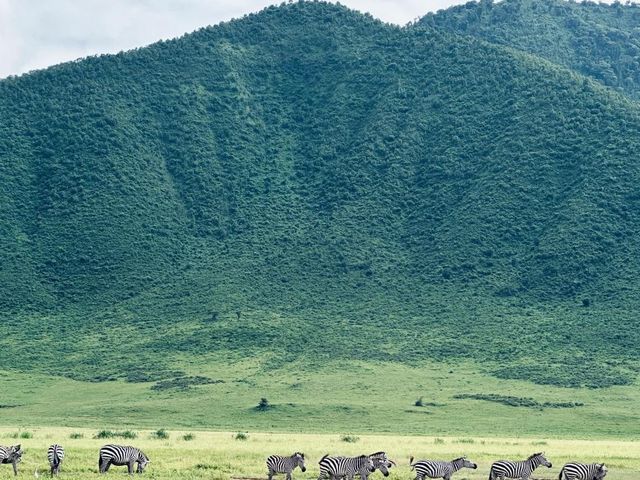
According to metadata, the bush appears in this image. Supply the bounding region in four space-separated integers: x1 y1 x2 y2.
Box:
94 430 138 439
150 429 169 440
434 438 445 444
235 432 249 441
414 396 424 407
256 398 271 411
19 432 33 439
182 433 195 441
69 433 84 439
340 434 359 443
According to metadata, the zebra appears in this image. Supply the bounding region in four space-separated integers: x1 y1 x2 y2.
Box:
409 455 477 480
98 444 150 474
266 452 307 480
559 463 608 480
318 454 375 480
331 452 395 480
48 444 65 476
0 444 23 476
489 452 552 480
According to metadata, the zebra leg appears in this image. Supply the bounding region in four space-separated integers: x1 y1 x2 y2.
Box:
128 461 134 475
103 460 112 473
268 469 275 480
286 472 292 480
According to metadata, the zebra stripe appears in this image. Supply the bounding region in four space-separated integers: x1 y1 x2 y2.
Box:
0 444 23 476
560 463 608 480
48 444 65 475
318 454 375 480
99 444 150 474
267 452 307 480
489 452 552 480
410 456 477 480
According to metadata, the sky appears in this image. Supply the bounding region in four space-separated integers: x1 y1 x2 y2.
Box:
0 0 473 79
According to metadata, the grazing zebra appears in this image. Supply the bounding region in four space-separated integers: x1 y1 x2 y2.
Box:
318 454 375 480
409 456 477 480
98 444 150 474
48 444 65 476
559 463 608 480
266 452 307 480
489 452 552 480
332 452 394 480
0 444 23 476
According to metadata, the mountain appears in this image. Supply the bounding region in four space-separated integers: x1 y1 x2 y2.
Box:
422 0 640 99
1 0 640 400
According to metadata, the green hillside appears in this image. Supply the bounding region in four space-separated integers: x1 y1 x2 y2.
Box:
422 0 640 98
1 1 640 432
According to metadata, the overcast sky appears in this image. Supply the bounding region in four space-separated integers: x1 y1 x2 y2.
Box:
0 0 476 79
1 0 630 79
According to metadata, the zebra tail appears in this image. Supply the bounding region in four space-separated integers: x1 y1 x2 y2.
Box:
409 457 415 470
98 454 102 470
320 454 329 462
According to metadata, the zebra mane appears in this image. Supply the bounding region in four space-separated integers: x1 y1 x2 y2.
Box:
294 452 304 458
452 457 466 463
369 451 386 456
527 452 543 460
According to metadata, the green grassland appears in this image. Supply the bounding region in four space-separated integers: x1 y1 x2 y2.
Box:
0 428 637 480
1 360 638 439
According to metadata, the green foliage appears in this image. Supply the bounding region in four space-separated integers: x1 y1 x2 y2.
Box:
182 433 196 441
150 429 170 440
0 0 640 403
69 433 84 439
234 432 249 441
454 394 584 409
423 0 640 98
340 434 360 443
255 398 271 411
94 430 138 439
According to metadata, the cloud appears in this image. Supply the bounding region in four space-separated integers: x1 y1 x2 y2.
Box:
0 0 623 78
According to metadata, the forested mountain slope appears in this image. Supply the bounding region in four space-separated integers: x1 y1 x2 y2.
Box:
1 1 639 389
422 0 640 98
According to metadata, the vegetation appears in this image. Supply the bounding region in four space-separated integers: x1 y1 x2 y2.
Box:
1 0 640 435
453 394 583 409
0 428 637 480
94 430 137 439
423 0 640 98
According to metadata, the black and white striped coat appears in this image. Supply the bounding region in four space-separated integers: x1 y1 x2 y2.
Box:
489 452 552 480
0 444 23 476
99 444 150 474
559 463 608 480
48 444 65 475
267 452 306 480
409 456 477 480
318 454 375 480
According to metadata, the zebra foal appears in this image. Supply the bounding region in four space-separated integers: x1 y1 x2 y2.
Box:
99 444 150 474
409 455 477 480
489 452 552 480
318 454 375 480
559 463 608 480
0 444 23 476
48 444 65 476
267 452 307 480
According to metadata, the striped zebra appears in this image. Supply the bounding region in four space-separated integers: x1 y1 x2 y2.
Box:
0 444 23 476
559 463 608 480
489 452 552 480
48 444 65 476
318 454 375 480
331 452 394 480
409 456 477 480
98 444 150 474
266 452 307 480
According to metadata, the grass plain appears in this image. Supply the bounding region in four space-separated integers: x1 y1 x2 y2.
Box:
0 428 637 480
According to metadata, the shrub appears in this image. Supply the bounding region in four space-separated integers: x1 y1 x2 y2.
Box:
340 434 359 443
235 432 249 441
94 430 138 439
150 429 169 440
69 433 84 439
256 397 271 411
182 433 195 441
414 396 424 407
434 438 445 444
19 432 33 439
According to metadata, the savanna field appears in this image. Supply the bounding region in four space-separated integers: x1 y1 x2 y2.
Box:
3 0 640 478
0 428 638 480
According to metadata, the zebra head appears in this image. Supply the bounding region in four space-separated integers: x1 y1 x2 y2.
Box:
10 445 23 463
136 451 150 473
596 463 608 479
369 453 393 476
530 452 552 468
360 455 376 473
453 457 477 470
293 452 306 472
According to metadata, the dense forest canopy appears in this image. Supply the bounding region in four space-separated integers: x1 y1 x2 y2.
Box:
1 0 639 388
